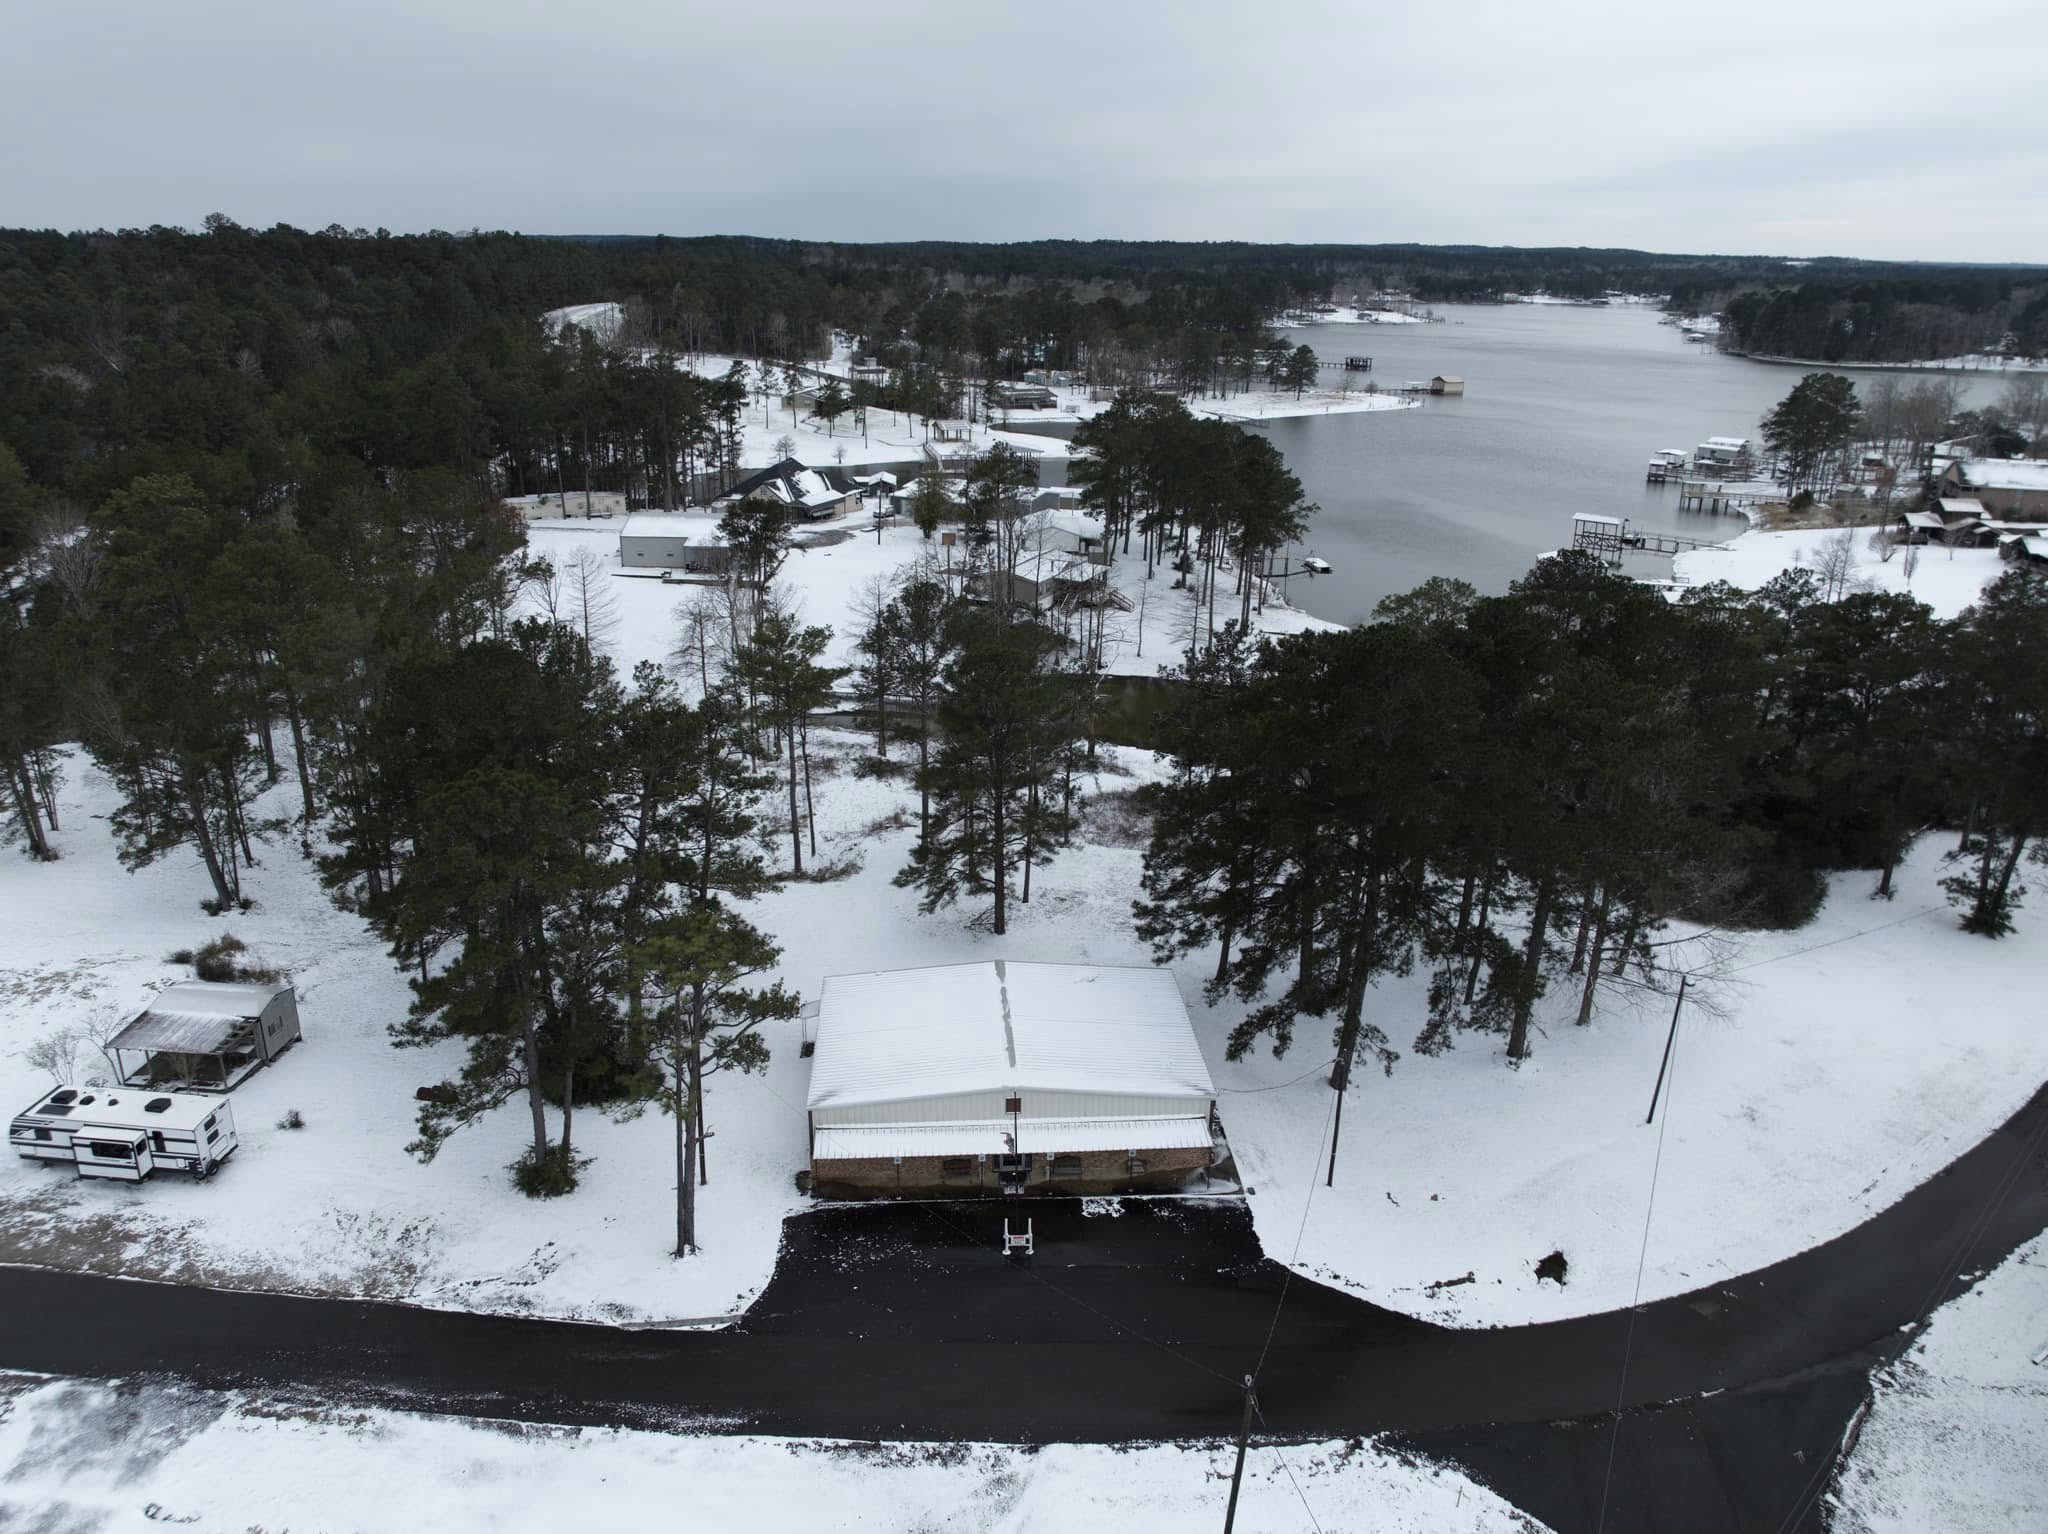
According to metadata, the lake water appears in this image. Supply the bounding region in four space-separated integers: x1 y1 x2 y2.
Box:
1260 304 2000 624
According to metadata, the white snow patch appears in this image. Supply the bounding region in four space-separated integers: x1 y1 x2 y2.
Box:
1831 1233 2048 1532
0 1374 1546 1533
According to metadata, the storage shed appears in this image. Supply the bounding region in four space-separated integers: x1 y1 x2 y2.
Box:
804 961 1218 1198
1429 374 1465 395
108 980 301 1092
617 513 732 573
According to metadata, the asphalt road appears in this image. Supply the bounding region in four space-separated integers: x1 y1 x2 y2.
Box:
2 1081 2042 1533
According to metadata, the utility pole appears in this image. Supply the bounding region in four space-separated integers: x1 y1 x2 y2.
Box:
1326 1059 1346 1189
1645 974 1687 1126
1223 1374 1256 1534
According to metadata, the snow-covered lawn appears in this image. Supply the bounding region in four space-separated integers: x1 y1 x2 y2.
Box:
1195 388 1418 423
1674 527 2011 620
0 754 809 1323
524 515 1341 683
1830 1233 2048 1532
0 1373 1545 1534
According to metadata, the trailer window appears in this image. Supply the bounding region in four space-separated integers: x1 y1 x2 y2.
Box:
151 1132 168 1154
34 1129 51 1142
88 1141 129 1160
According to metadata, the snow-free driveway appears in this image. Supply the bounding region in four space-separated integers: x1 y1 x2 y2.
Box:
1 1080 2042 1533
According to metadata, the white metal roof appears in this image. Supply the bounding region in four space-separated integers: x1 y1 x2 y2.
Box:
1043 508 1106 542
13 1084 231 1135
1574 513 1623 526
112 981 288 1054
1957 458 2048 492
813 1115 1213 1160
620 513 723 541
805 961 1214 1111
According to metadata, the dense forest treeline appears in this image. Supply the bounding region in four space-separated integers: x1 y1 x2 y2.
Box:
7 221 2044 520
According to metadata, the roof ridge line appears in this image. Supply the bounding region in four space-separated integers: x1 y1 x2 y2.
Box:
995 958 1017 1070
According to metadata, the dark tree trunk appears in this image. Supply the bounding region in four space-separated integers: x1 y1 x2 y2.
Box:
1576 891 1613 1028
29 752 58 830
1507 877 1554 1062
785 719 802 874
284 693 317 832
7 758 54 862
1464 872 1494 1006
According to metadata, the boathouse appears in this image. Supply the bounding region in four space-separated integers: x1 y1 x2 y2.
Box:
804 961 1218 1198
1430 374 1465 395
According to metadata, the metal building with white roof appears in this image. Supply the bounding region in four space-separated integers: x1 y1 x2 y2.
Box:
805 960 1218 1197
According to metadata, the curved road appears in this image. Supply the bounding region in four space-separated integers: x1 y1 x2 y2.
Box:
3 1082 2043 1532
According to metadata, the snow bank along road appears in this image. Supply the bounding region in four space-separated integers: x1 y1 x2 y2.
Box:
2 1080 2043 1534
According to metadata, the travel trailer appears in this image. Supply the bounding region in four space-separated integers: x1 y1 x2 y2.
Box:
9 1085 239 1182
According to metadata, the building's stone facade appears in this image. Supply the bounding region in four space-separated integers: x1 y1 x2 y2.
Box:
810 1145 1211 1201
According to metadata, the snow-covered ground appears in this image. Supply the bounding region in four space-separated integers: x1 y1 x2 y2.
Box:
1279 306 1433 326
524 514 1341 683
1195 388 1418 422
0 1373 1544 1534
1673 526 2011 620
7 517 2046 1335
1830 1233 2048 1532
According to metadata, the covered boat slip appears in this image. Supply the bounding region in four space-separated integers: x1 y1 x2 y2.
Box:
107 981 301 1092
804 961 1222 1198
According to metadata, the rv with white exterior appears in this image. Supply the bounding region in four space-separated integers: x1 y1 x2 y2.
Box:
9 1085 238 1182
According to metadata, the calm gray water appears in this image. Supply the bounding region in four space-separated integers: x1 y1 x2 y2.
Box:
1260 304 1998 623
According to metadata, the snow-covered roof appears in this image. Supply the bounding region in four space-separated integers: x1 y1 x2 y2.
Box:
1903 511 1946 530
1574 513 1623 527
812 1116 1212 1160
1043 509 1106 542
1701 436 1751 450
1956 458 2048 493
620 513 723 542
805 961 1213 1111
1936 497 1987 517
114 981 288 1054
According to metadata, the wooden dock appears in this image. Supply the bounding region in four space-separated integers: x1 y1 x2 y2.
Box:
1572 513 1726 564
1342 355 1373 372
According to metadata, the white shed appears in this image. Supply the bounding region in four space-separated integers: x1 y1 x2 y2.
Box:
617 513 732 573
805 961 1217 1197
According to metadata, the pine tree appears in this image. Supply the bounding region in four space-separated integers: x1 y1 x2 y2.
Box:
896 606 1082 934
630 900 798 1256
732 609 847 874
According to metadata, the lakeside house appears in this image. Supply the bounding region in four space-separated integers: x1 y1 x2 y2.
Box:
1692 436 1755 478
1939 458 2048 520
719 458 865 521
988 381 1059 411
803 961 1219 1198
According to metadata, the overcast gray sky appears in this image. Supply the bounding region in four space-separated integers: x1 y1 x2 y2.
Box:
4 0 2043 261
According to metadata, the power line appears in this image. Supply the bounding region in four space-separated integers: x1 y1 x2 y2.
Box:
1595 978 1685 1534
1253 1400 1329 1534
1254 1073 1342 1384
1767 1098 2048 1534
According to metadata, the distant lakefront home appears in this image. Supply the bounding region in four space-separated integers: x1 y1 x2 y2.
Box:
1939 457 2048 520
719 457 865 521
803 961 1220 1198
